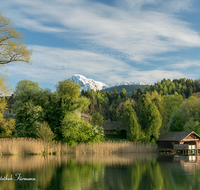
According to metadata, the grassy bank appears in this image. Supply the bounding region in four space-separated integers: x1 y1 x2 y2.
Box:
0 138 157 155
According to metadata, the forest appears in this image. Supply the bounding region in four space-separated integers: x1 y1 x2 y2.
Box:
1 77 200 145
81 78 200 142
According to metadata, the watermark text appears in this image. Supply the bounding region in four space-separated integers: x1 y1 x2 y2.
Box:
0 173 35 181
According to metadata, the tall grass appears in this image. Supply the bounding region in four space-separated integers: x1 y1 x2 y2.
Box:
0 138 157 155
0 138 67 155
72 141 157 155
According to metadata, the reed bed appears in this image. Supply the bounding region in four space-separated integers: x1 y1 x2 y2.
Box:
73 141 157 155
0 138 67 155
0 138 157 155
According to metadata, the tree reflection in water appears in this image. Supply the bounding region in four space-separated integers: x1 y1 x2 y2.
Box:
0 154 200 190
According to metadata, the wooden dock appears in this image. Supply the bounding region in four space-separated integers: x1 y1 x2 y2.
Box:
159 148 200 155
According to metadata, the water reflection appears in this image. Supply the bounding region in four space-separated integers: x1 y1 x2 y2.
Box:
160 154 200 174
0 154 200 190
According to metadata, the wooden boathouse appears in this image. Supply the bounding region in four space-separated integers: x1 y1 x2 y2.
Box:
156 131 200 154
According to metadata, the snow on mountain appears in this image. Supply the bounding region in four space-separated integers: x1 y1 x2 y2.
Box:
105 81 146 89
69 74 145 91
69 74 108 91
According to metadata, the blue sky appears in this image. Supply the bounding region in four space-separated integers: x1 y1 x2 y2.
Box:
1 0 200 90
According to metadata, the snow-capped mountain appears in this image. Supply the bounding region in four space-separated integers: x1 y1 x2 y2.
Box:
105 81 145 88
69 74 145 91
69 74 108 91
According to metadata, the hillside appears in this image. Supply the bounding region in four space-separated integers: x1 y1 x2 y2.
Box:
100 84 148 95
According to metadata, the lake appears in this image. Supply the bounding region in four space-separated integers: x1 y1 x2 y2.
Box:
0 153 200 190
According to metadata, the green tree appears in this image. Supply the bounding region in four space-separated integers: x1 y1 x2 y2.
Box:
0 13 32 65
91 111 104 126
163 85 168 95
56 79 90 119
55 79 105 144
161 95 183 134
14 80 41 101
56 79 90 138
146 90 163 115
137 95 162 142
62 113 104 145
119 88 128 99
13 80 47 137
146 102 162 142
42 92 61 135
122 104 142 141
14 102 44 137
179 96 200 122
136 95 151 129
168 109 185 131
145 78 200 98
168 96 200 134
131 89 137 99
183 118 200 135
108 89 118 103
136 87 143 101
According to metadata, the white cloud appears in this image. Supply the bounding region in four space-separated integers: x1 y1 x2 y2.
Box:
1 0 200 62
118 0 194 12
161 0 194 13
1 0 200 89
168 61 200 69
5 45 188 88
6 45 134 83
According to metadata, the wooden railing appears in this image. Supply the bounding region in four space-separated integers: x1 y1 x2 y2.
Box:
173 144 196 150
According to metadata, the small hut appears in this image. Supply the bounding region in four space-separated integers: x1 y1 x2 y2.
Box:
103 121 126 133
156 131 200 151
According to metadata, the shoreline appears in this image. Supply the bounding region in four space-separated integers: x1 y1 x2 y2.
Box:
0 137 157 155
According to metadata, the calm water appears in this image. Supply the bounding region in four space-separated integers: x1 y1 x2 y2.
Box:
0 153 200 190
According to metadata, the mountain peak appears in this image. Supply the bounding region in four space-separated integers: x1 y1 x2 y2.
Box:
69 74 145 91
69 74 108 91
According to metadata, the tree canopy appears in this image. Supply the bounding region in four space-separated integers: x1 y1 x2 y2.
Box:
168 96 200 134
13 80 46 137
12 79 105 144
122 104 142 141
145 78 200 98
0 13 32 65
136 95 162 142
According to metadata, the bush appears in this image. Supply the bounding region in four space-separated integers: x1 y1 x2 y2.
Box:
62 113 104 145
37 121 55 153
